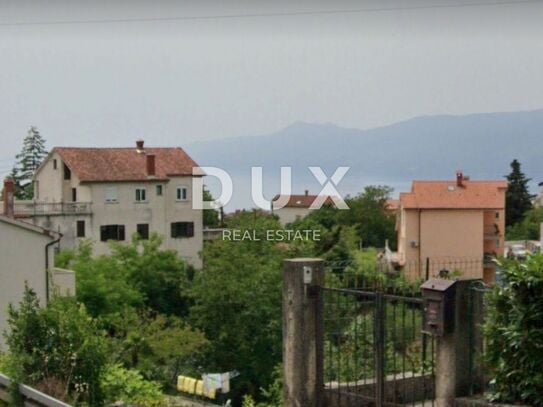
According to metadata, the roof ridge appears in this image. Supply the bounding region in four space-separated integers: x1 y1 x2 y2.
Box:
54 146 184 150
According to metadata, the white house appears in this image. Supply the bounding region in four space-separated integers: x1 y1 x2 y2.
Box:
12 140 204 268
0 178 75 349
271 190 334 225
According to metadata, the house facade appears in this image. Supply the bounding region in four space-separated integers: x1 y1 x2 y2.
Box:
0 178 75 349
272 191 324 225
396 172 507 283
13 141 204 268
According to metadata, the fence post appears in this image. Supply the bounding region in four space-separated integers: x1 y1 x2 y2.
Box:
283 258 324 407
435 279 478 407
374 292 385 406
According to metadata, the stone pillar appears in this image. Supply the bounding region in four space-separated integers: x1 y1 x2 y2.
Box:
435 279 477 407
283 258 324 407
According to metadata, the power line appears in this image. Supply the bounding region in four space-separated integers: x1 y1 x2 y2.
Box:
0 0 540 27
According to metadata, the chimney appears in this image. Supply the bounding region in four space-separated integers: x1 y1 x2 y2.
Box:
3 177 14 217
305 189 309 196
146 154 156 176
136 139 145 153
456 171 465 187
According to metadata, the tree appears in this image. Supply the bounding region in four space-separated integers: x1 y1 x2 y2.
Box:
484 255 543 405
11 126 48 199
3 287 108 405
506 207 543 240
203 189 221 228
189 211 284 402
505 159 534 227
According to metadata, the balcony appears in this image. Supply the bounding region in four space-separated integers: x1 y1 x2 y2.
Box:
484 223 500 240
13 201 92 217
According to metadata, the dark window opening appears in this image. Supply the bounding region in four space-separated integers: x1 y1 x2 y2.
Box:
63 163 71 180
76 220 85 238
100 225 125 241
137 223 149 240
156 185 163 196
72 188 77 202
53 159 57 170
135 188 147 202
176 187 188 201
171 222 194 238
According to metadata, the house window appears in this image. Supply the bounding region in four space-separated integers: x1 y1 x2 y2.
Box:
137 223 149 240
53 159 57 170
63 163 71 180
135 188 147 202
156 185 163 196
171 222 194 238
72 188 77 202
76 220 85 237
105 186 118 203
495 212 500 219
100 225 125 241
176 186 188 201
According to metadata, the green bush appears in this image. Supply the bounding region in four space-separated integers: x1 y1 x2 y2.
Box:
3 287 108 405
101 364 164 407
484 255 543 405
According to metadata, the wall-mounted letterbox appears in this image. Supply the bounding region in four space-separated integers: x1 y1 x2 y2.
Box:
420 279 457 337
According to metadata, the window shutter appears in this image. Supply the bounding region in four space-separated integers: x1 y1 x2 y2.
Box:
118 225 125 241
100 226 107 241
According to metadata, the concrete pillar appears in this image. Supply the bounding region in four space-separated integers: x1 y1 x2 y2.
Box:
435 279 477 407
283 258 324 407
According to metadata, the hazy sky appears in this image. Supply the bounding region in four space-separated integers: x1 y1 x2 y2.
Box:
1 0 543 176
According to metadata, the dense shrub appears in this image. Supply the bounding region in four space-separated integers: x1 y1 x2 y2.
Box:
484 255 543 405
101 364 164 407
3 287 108 405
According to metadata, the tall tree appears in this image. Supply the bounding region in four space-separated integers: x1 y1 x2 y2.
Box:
203 189 220 228
11 126 48 199
505 159 534 227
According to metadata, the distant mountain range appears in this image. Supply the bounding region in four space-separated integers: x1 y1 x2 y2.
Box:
186 109 543 209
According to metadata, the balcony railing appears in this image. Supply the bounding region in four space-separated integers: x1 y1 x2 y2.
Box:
14 201 92 216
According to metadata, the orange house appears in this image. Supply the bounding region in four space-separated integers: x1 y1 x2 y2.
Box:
396 172 507 283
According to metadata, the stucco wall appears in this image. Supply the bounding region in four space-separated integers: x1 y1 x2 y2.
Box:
35 152 91 203
33 153 203 267
0 220 54 349
399 209 485 280
274 207 311 225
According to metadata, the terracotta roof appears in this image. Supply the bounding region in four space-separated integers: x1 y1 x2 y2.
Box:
400 180 507 210
385 199 400 211
50 147 201 182
272 194 335 208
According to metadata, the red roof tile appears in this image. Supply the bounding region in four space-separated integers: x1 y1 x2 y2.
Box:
272 194 335 208
385 199 400 211
52 147 201 182
400 180 507 210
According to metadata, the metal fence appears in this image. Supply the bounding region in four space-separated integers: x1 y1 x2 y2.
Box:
324 257 488 292
322 259 442 406
323 287 435 406
468 281 492 397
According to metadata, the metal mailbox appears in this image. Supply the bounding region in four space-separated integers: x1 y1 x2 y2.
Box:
420 278 457 337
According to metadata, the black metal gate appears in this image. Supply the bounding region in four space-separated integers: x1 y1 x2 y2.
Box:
322 285 435 406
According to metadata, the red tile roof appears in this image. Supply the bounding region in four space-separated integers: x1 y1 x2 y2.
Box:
385 199 400 211
400 180 507 210
51 147 201 182
272 194 335 208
